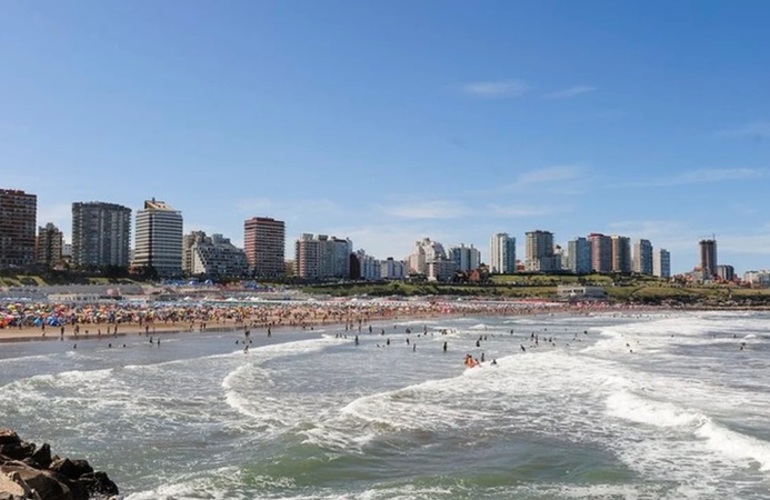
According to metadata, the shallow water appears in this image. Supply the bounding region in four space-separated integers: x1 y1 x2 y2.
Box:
2 309 770 499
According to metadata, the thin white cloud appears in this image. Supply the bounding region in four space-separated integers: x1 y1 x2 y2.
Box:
235 197 275 213
542 85 597 99
717 122 770 140
462 80 528 97
486 204 568 218
235 197 339 220
517 164 584 185
617 168 768 188
327 224 439 260
381 200 468 219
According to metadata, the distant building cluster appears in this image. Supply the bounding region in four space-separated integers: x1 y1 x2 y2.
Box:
1 187 764 286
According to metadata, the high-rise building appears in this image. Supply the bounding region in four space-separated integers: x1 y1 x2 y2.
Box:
294 234 352 280
525 230 559 272
489 233 516 274
587 233 612 273
380 257 407 280
408 238 447 276
653 248 671 278
632 239 653 275
36 223 64 268
699 239 717 280
611 235 632 273
449 244 481 272
133 199 183 277
0 189 37 269
567 237 592 274
244 217 285 279
182 231 248 279
351 249 381 281
71 202 132 268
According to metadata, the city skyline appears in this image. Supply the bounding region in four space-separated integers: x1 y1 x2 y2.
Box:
3 2 770 274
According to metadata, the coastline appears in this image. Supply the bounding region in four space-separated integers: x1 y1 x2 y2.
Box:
0 297 599 344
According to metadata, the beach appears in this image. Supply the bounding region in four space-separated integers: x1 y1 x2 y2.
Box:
0 296 595 343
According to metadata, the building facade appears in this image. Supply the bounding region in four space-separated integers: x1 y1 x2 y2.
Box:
380 257 407 280
525 230 559 272
244 217 285 279
133 199 183 277
489 233 516 274
587 233 612 273
71 202 132 268
294 234 352 280
449 244 481 272
716 264 735 282
567 237 592 274
611 235 632 273
183 231 248 279
350 250 381 281
632 239 653 275
407 238 446 276
699 239 717 281
36 223 64 268
653 248 671 278
0 189 37 269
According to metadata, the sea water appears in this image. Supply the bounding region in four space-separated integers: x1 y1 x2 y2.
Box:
1 309 770 499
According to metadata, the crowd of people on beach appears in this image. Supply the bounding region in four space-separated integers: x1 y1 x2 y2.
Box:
0 297 593 335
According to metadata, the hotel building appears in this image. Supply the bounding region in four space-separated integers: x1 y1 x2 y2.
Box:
295 234 352 280
133 199 183 277
489 233 516 274
632 239 653 275
182 231 248 279
0 189 37 269
699 239 717 281
36 223 64 268
72 201 132 268
525 230 559 272
244 217 285 279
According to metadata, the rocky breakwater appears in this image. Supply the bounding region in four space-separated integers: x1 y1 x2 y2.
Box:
0 428 118 500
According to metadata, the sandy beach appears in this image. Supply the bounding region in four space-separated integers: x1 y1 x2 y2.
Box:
0 297 605 343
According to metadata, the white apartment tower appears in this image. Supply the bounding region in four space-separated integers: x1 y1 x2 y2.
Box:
632 239 654 275
489 233 516 274
654 248 671 278
133 198 183 277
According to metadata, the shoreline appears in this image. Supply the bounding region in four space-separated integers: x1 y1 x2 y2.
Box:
3 297 763 345
0 298 580 344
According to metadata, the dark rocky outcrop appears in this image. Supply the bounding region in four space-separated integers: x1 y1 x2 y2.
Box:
0 429 118 500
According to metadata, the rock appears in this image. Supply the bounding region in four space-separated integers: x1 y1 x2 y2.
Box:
0 430 118 500
0 431 20 447
0 470 40 500
0 442 35 462
29 444 51 470
49 458 93 481
78 472 119 497
24 471 85 500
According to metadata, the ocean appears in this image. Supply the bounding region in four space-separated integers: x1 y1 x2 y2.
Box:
1 309 770 499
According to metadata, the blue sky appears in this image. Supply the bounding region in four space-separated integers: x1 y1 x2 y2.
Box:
2 1 770 275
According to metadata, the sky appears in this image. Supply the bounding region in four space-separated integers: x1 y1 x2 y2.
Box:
2 1 770 275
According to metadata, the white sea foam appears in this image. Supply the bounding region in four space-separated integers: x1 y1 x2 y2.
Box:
606 389 704 428
124 466 247 500
696 419 770 471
